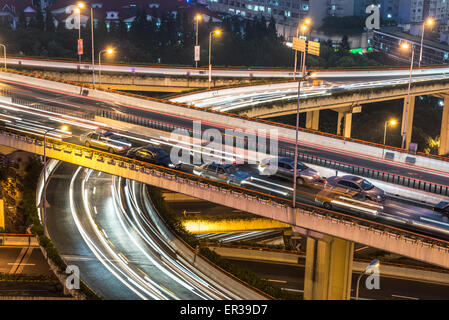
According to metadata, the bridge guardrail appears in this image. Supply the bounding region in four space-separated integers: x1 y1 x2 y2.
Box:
2 67 449 164
2 126 449 256
97 108 449 198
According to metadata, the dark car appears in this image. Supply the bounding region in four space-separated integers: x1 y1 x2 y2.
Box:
193 162 251 186
126 145 180 168
326 175 386 202
258 157 324 185
433 201 449 216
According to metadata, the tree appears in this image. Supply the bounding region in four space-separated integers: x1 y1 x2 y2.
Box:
45 7 55 32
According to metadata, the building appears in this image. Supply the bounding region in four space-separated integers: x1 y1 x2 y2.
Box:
0 1 38 29
371 26 449 65
48 0 220 31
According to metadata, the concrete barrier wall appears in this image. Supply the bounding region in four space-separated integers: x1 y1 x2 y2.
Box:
0 234 38 246
209 246 449 285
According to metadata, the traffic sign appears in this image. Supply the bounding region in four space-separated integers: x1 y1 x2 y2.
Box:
307 41 320 56
292 37 306 52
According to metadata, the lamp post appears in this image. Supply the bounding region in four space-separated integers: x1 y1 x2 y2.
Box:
293 18 311 80
99 47 114 88
356 259 380 300
208 29 221 90
77 2 95 87
419 17 434 67
75 7 82 67
42 125 69 236
0 44 6 71
194 14 202 69
382 119 397 158
292 71 315 207
401 41 415 150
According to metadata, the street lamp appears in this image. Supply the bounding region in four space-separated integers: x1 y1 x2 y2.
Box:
382 119 397 158
356 259 380 300
194 14 202 68
42 125 70 236
208 29 221 90
0 44 6 71
419 17 434 67
383 119 397 146
292 71 316 207
293 18 311 80
74 7 82 67
400 41 415 150
99 47 115 88
76 2 95 87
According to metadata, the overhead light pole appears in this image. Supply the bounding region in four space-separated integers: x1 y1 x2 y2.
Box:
194 14 202 69
356 259 380 300
400 41 415 150
76 2 95 87
419 17 434 67
0 44 6 71
293 18 311 80
99 47 115 88
292 71 315 207
208 29 221 90
382 119 397 158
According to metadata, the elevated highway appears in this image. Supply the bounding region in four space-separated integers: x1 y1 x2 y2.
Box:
2 70 449 299
2 128 449 269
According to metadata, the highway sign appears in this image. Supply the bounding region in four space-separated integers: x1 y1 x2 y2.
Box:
292 37 306 52
307 41 320 56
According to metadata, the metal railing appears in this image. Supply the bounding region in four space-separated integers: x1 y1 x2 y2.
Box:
2 67 449 163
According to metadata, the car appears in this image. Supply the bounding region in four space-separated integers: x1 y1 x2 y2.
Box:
193 162 251 186
258 157 324 185
433 201 449 216
126 145 180 168
326 175 386 202
80 131 131 154
315 187 383 216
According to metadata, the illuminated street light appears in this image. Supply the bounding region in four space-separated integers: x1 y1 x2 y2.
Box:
292 71 316 207
76 2 95 86
194 14 202 68
356 259 380 300
99 47 115 88
0 43 6 71
419 17 434 67
42 125 70 236
294 18 311 80
400 41 415 150
382 119 397 157
208 29 222 90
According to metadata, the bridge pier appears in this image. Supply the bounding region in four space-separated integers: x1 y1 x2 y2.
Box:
439 96 449 156
304 234 354 300
306 111 320 131
336 110 352 138
401 95 416 149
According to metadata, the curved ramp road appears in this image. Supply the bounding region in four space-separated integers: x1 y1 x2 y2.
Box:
45 162 263 300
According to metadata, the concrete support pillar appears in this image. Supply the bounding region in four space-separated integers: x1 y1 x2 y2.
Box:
305 110 320 131
440 96 449 156
401 95 416 149
337 111 352 138
304 235 354 300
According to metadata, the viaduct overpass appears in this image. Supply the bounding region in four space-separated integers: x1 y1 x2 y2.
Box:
1 71 449 299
